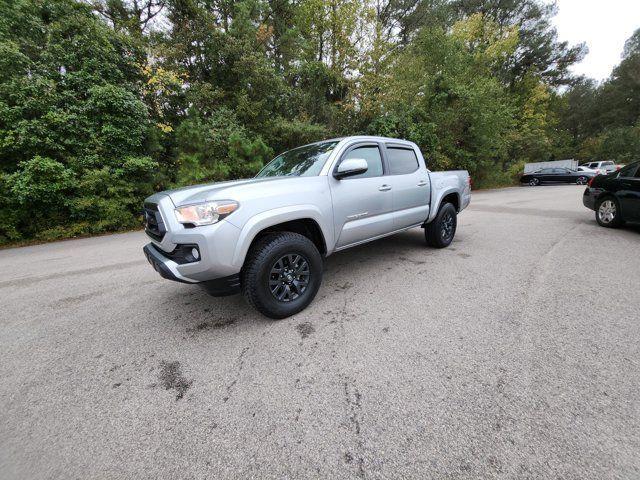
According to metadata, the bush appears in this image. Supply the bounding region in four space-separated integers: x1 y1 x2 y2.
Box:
1 156 74 241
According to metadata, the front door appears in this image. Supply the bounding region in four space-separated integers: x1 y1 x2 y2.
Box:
329 143 394 248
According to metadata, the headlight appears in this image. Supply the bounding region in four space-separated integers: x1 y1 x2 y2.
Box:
174 200 239 226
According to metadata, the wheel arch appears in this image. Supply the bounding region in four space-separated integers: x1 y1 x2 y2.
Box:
427 188 461 223
594 191 621 210
232 206 330 268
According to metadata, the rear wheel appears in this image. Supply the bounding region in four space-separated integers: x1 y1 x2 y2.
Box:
425 203 457 248
242 232 323 319
529 177 540 186
596 197 623 228
576 176 588 185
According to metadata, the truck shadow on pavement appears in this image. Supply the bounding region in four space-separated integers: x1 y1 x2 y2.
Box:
162 227 441 329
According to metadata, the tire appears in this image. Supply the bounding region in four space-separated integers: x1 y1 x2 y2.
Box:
576 176 588 185
595 197 623 228
241 232 323 319
529 177 540 186
425 203 457 248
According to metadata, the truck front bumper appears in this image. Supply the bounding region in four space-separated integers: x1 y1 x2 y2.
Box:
143 243 197 284
143 243 241 296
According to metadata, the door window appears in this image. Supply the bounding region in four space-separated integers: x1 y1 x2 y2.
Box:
386 147 419 175
619 164 639 178
340 145 384 179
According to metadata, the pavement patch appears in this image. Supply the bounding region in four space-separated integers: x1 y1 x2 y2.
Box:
296 322 315 339
188 318 236 332
158 361 193 400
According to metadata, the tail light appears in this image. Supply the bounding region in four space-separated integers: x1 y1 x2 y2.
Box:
587 177 595 187
467 176 472 188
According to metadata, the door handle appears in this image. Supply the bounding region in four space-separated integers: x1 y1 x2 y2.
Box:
378 184 392 191
417 180 428 187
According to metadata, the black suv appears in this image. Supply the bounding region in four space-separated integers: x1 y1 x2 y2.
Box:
583 161 640 227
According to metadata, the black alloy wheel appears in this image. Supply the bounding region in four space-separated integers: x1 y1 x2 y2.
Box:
440 210 455 243
425 202 457 248
268 254 310 302
242 232 323 319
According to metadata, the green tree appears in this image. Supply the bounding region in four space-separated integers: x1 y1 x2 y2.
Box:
0 0 599 244
362 16 518 187
553 28 640 164
0 0 158 242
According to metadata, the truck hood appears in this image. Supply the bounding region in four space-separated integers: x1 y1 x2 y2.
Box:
152 176 312 206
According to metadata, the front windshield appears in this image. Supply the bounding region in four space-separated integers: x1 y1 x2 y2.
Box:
256 141 338 178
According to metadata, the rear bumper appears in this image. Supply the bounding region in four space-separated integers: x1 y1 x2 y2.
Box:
583 187 598 211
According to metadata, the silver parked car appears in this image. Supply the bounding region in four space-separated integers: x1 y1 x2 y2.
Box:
143 136 471 318
581 161 617 175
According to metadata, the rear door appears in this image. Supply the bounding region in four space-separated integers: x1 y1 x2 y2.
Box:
329 142 394 248
383 144 431 229
560 168 576 183
618 163 640 221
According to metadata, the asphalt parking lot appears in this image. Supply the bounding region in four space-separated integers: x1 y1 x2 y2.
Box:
1 185 639 479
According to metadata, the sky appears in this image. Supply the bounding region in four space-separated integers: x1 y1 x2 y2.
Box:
552 0 640 81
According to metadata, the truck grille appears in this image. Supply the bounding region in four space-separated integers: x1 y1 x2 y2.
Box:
143 203 166 241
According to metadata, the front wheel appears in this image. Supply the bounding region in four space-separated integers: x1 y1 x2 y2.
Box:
529 177 540 186
242 232 323 319
425 203 457 248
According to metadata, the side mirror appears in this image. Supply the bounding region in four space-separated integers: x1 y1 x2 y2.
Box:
335 158 368 179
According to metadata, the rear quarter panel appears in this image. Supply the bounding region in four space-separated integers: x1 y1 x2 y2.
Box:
427 171 470 222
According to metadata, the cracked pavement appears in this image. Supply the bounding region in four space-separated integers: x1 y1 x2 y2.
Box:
1 185 639 479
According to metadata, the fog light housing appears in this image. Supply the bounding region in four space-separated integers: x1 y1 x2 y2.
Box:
164 244 201 264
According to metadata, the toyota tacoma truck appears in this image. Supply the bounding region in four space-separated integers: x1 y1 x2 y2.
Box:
143 136 471 318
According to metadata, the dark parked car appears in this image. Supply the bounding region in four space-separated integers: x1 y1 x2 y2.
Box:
583 161 640 227
520 167 595 186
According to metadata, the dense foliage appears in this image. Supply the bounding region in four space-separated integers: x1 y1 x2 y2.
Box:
0 0 638 244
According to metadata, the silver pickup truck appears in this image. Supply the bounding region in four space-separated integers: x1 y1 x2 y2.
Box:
143 136 470 318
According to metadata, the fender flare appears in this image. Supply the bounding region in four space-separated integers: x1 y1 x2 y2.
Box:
427 188 461 223
231 205 332 268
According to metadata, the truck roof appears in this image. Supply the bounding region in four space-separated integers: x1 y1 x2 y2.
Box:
319 135 415 146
